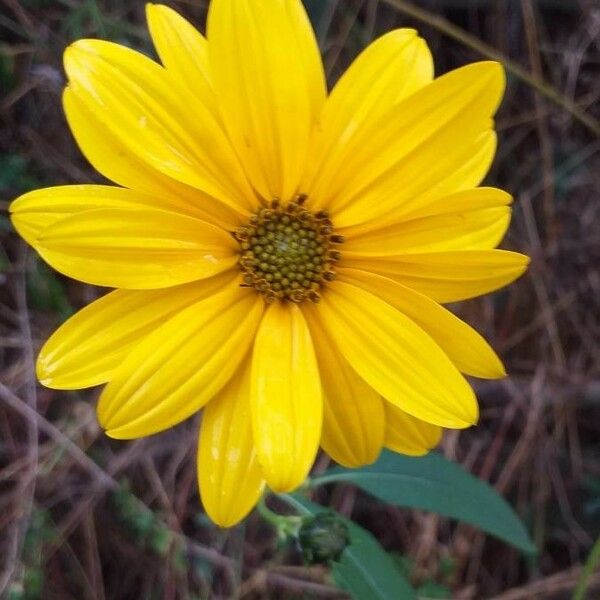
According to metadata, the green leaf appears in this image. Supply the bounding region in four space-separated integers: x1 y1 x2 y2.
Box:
26 259 74 320
416 581 451 599
280 494 417 600
573 534 600 600
311 450 537 555
0 154 39 195
303 0 331 32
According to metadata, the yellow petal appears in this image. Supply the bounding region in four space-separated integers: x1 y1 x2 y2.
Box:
342 187 512 237
146 4 217 117
383 131 498 224
37 273 235 390
64 39 255 212
318 281 478 429
343 249 530 303
321 62 504 228
303 306 384 467
11 185 141 246
303 29 433 203
208 0 326 201
62 90 244 229
199 357 265 527
35 208 237 289
99 284 263 439
363 131 498 231
333 129 498 232
10 185 241 246
338 269 505 378
251 302 322 491
385 403 442 456
407 186 512 219
344 206 511 255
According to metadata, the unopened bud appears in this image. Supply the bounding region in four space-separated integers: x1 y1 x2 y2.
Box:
298 511 350 565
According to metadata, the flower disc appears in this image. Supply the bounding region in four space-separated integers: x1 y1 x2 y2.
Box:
235 198 343 303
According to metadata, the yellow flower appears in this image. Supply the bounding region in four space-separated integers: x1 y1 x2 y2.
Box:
10 1 528 527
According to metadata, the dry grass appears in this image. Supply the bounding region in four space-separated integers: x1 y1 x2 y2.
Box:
1 0 599 598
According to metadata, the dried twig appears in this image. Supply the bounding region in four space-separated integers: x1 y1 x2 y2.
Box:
382 0 600 136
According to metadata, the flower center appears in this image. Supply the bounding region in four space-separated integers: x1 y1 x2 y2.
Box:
233 196 344 303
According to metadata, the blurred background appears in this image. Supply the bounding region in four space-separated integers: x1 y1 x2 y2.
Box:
1 0 599 598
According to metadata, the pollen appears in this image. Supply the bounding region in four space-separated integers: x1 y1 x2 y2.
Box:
233 196 344 303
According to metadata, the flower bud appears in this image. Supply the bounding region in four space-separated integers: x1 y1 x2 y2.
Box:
298 511 350 565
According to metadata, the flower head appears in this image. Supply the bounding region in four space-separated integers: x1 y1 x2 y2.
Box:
11 0 529 526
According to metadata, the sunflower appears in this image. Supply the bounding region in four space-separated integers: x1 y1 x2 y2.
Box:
10 0 528 526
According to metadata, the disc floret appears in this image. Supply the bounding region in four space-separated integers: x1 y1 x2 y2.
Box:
234 197 344 303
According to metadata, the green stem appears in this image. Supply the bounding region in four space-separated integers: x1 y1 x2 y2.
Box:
573 535 600 600
382 0 600 137
257 494 302 539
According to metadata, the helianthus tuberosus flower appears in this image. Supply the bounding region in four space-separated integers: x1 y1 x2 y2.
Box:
11 0 529 527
